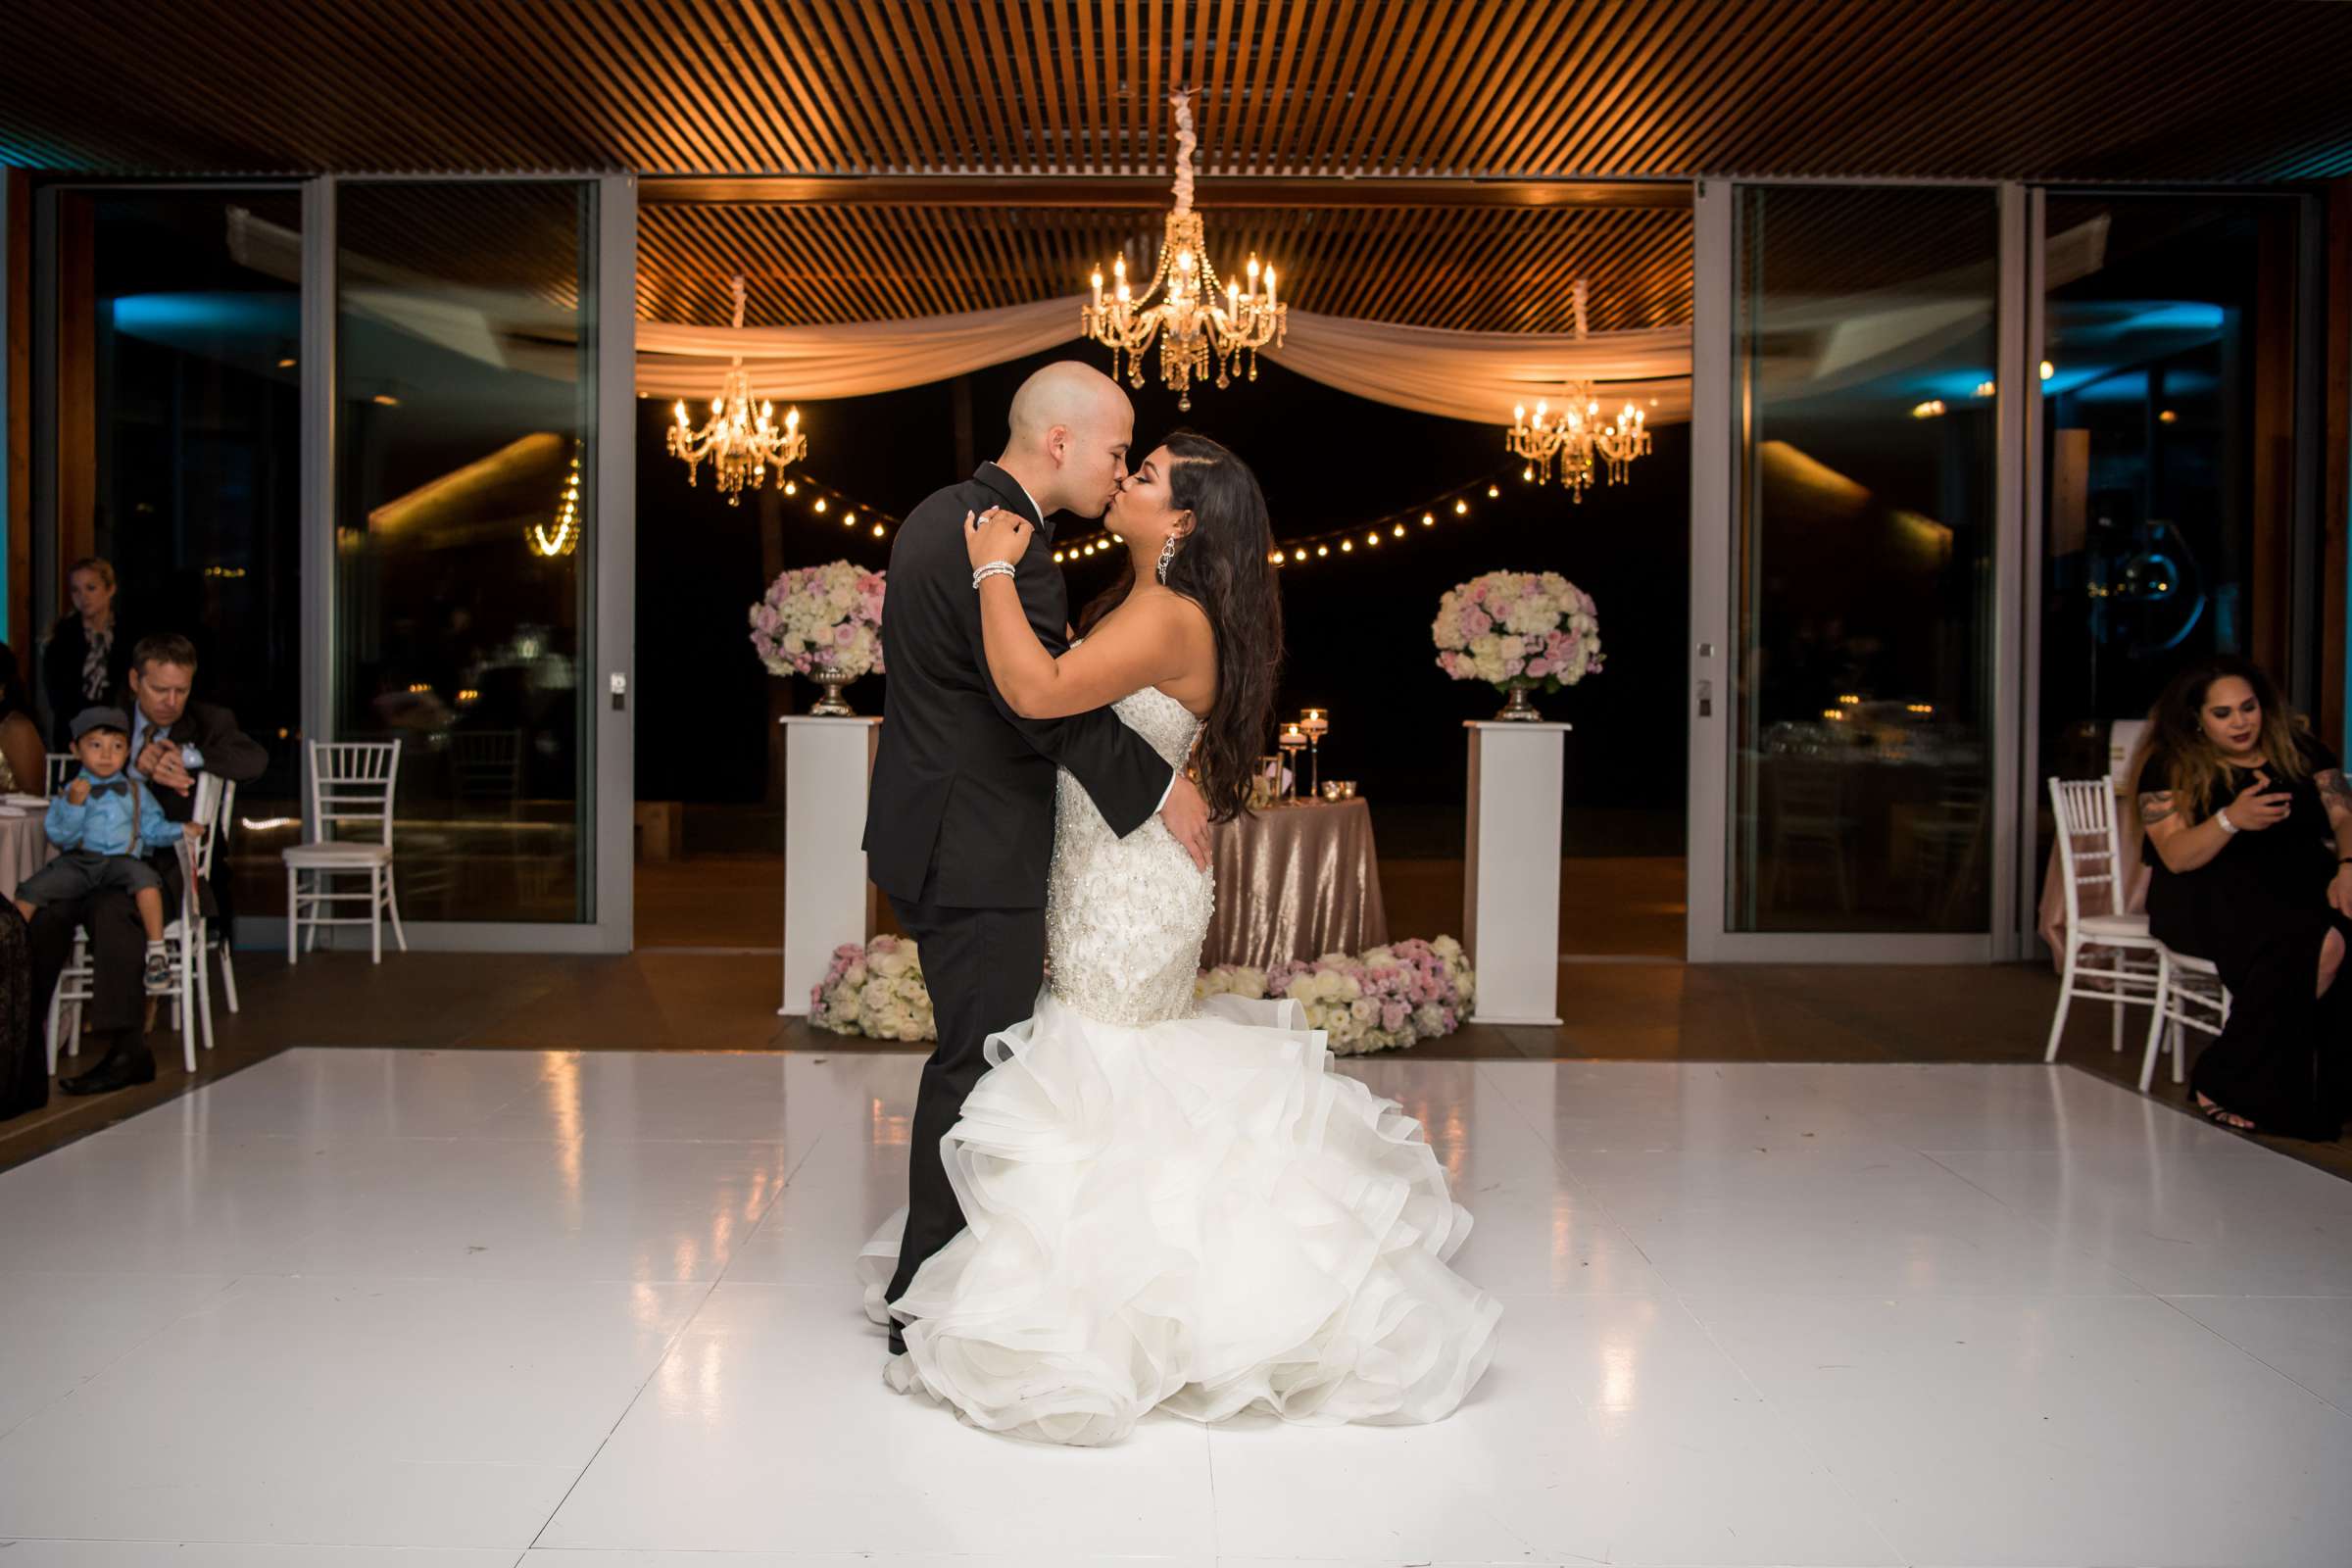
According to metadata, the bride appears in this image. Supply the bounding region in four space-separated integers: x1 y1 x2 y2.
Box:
856 429 1499 1446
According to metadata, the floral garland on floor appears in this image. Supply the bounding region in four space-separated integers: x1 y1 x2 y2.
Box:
811 935 1475 1055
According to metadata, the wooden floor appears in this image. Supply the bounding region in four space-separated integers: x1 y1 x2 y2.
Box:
634 852 1691 959
8 938 2345 1185
6 852 2342 1182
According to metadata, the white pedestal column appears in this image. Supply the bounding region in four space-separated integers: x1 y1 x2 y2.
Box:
778 715 882 1016
1464 720 1568 1026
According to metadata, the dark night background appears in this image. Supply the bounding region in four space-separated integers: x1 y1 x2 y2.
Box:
635 348 1690 859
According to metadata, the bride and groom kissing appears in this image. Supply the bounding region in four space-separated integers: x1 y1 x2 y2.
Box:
855 361 1498 1446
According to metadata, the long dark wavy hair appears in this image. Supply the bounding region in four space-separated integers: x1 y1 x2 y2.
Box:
2133 653 2312 821
1077 429 1282 822
0 644 28 729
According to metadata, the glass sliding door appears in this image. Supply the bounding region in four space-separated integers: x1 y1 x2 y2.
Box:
1690 181 2018 959
2030 194 2310 869
35 187 306 922
329 179 610 929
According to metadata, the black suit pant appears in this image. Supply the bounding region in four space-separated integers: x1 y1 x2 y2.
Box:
882 895 1048 1311
27 889 149 1045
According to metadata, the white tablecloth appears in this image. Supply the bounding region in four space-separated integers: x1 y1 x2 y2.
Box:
0 799 53 901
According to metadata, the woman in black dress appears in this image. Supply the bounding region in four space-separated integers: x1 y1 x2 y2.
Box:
41 556 131 751
2136 656 2352 1139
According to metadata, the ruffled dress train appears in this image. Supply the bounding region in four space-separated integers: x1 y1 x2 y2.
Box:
856 990 1501 1446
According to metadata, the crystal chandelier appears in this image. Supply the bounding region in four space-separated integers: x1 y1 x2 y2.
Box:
1508 385 1651 502
667 275 807 506
527 447 582 558
1083 91 1287 411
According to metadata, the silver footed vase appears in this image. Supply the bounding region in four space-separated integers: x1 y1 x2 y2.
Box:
806 669 858 717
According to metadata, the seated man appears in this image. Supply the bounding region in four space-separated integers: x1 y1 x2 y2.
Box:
31 633 268 1095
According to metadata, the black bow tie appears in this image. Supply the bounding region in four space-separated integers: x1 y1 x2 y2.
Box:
83 780 128 799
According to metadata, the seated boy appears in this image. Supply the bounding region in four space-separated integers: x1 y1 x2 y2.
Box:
14 706 201 993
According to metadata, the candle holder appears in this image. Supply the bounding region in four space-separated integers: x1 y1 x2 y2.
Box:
1298 709 1329 799
1275 724 1306 803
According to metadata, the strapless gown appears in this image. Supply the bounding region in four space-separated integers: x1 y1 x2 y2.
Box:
856 683 1500 1446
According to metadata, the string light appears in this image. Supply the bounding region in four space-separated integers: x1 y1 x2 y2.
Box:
1063 467 1517 570
527 448 583 558
760 472 914 552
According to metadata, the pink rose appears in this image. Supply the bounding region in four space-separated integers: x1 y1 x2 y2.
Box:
1502 656 1524 678
1466 581 1488 602
833 623 857 646
1382 1001 1408 1033
1463 608 1493 638
1527 660 1551 678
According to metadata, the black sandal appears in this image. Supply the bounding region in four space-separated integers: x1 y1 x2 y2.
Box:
2194 1093 2258 1133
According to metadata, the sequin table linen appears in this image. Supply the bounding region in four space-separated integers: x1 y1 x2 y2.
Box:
1203 797 1389 971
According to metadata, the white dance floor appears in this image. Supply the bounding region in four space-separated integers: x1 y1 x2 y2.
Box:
0 1047 2349 1566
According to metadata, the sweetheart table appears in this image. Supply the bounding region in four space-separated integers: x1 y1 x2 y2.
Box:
1203 796 1388 971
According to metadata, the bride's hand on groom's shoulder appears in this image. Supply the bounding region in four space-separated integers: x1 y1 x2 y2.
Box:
965 507 1034 570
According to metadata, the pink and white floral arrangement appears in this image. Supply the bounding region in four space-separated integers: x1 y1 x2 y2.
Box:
1283 935 1476 1054
1199 935 1477 1055
811 935 933 1041
750 561 886 680
1431 570 1600 696
812 933 1476 1054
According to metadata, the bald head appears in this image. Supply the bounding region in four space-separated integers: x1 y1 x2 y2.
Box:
1007 361 1129 446
998 361 1135 519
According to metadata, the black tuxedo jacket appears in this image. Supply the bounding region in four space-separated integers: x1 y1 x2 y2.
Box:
863 463 1171 908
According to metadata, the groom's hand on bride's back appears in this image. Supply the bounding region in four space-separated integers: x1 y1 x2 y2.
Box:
1161 774 1213 869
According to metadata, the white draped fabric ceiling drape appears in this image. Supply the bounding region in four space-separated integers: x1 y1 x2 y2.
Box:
229 207 1692 423
637 297 1692 425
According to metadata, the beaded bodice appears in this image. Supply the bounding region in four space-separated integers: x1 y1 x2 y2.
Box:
1045 684 1211 1026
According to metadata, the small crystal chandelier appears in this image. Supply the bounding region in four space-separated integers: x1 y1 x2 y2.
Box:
1509 384 1651 503
527 447 583 558
667 275 807 506
1083 90 1287 411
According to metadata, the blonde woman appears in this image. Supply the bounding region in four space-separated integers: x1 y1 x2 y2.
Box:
42 557 131 750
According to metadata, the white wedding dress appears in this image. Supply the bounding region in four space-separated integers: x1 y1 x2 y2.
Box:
856 683 1500 1446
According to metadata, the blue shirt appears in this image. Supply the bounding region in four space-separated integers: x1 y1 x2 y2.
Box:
45 769 182 858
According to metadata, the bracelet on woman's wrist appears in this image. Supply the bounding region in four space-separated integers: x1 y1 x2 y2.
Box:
971 562 1017 589
2216 808 2238 836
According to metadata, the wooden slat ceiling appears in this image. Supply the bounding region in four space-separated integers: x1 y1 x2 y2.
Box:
636 202 1692 331
4 0 2350 183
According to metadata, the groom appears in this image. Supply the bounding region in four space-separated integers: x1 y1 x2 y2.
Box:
864 361 1213 1355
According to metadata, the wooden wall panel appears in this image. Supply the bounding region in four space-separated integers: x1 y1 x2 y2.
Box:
2323 179 2351 755
0 2 2349 184
4 171 26 666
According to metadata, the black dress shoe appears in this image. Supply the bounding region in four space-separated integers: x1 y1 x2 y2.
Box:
888 1327 906 1356
60 1049 158 1096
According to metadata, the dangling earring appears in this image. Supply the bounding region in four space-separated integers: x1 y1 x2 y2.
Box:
1155 530 1181 584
